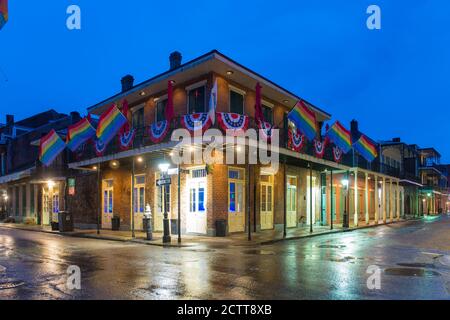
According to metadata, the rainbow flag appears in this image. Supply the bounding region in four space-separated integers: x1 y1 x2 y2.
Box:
66 117 96 152
39 130 66 167
0 0 7 30
326 121 352 154
96 104 127 145
353 135 378 162
287 101 317 141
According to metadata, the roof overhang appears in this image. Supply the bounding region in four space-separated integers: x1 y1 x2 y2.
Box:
0 167 35 184
87 50 331 122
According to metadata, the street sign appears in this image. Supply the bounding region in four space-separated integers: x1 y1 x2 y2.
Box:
156 178 172 187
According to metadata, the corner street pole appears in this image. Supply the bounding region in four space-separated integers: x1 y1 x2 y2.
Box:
131 158 135 239
330 169 334 231
177 163 181 244
97 164 101 235
162 172 171 244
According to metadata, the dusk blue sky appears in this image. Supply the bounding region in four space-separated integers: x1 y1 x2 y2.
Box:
1 1 449 160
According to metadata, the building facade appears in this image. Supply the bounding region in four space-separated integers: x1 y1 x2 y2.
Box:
0 111 81 224
1 50 448 238
65 50 408 237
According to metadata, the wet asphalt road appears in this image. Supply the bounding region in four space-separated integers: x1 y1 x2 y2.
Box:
1 215 450 300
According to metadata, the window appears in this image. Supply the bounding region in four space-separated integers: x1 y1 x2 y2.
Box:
188 86 206 114
262 104 273 124
192 169 207 179
189 188 196 212
133 175 145 214
198 187 205 212
229 89 244 114
103 180 113 214
30 185 35 215
52 194 59 214
156 99 168 122
228 168 245 213
132 107 144 130
15 187 19 215
1 153 5 176
22 186 26 215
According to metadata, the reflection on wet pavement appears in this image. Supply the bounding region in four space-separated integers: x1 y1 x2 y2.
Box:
1 215 450 299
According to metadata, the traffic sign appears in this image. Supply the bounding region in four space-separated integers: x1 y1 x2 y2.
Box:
156 178 172 187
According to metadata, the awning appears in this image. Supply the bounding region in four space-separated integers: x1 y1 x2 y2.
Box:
0 167 35 184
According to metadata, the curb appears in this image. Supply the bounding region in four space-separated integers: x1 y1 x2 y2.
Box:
0 224 193 248
0 216 425 248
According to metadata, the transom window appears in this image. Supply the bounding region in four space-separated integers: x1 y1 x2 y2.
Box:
191 168 207 179
229 89 244 114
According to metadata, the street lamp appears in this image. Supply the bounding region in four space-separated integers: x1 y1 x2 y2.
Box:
159 162 171 244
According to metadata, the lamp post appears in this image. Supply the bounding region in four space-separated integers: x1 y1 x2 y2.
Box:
159 162 171 244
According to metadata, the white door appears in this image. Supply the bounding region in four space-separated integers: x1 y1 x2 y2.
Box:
52 193 60 224
260 175 274 230
187 169 207 234
102 179 113 229
42 191 50 225
154 173 169 232
228 168 245 233
132 175 145 231
287 176 297 228
306 176 316 225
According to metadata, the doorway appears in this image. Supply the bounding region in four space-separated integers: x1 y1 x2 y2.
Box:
260 174 274 230
186 168 207 234
286 176 297 228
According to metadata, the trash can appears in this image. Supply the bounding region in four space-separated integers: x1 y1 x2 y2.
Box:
111 216 120 231
170 219 178 235
58 211 74 232
215 219 227 237
343 213 349 228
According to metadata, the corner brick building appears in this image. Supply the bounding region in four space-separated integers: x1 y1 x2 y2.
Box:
65 50 418 237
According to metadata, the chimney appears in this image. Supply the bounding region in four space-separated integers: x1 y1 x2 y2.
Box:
70 111 81 123
169 51 182 70
121 75 134 92
6 115 14 126
350 119 358 135
392 137 401 143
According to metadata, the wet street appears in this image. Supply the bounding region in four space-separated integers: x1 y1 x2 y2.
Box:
1 215 450 300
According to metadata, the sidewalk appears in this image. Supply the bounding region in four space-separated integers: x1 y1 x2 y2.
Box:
0 216 423 249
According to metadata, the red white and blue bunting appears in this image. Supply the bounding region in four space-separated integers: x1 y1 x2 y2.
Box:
149 120 170 144
181 113 212 133
314 139 327 158
216 112 249 135
333 146 343 163
288 129 305 152
93 138 107 157
118 129 136 150
257 120 273 142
